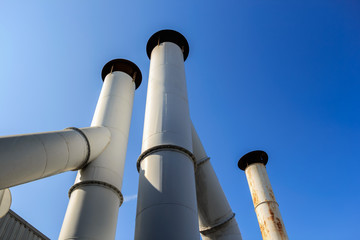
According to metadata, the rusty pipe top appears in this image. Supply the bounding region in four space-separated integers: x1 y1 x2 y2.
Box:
238 150 268 171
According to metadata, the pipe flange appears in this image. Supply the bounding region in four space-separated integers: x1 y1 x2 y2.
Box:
196 157 210 167
68 180 124 206
255 200 279 210
199 213 236 236
136 144 196 172
66 127 91 170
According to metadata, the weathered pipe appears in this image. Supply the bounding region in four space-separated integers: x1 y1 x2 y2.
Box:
0 126 111 189
238 150 288 240
135 30 199 240
192 123 242 240
59 59 142 240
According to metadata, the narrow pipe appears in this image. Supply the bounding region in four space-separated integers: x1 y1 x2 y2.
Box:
134 30 199 240
238 151 288 240
0 126 110 189
59 59 142 240
192 123 242 240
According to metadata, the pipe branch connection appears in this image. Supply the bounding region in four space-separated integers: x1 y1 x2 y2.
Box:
0 126 111 189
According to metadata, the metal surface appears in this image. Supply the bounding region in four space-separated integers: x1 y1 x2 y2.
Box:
244 162 288 240
0 209 50 240
135 31 199 240
192 124 242 240
59 59 141 240
0 189 11 218
0 126 110 189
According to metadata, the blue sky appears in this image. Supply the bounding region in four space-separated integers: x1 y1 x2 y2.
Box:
0 1 359 239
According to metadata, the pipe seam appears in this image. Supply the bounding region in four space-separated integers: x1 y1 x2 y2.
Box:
196 157 210 167
34 134 50 178
199 212 236 235
136 202 198 218
65 127 91 170
68 180 124 206
254 200 279 210
136 144 196 172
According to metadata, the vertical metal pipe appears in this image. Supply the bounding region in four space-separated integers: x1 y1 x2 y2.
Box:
135 30 199 240
192 123 242 240
59 59 142 240
238 151 288 240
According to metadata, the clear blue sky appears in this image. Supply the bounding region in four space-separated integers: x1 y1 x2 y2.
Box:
0 1 359 239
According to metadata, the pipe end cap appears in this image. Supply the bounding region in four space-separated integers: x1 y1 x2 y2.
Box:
238 150 268 171
101 59 142 89
146 29 189 61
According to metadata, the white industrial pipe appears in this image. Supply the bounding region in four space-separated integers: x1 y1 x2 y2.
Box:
192 123 242 240
0 126 110 189
0 188 11 218
238 151 288 240
135 30 199 240
59 59 142 240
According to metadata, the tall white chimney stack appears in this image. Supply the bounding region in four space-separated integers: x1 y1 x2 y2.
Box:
59 59 142 240
135 30 200 240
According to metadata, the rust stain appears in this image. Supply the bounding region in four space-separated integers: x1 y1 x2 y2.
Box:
252 190 259 207
266 185 275 200
266 204 287 239
260 218 270 240
248 178 254 188
275 217 285 234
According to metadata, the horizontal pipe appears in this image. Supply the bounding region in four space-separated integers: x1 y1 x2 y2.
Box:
0 126 111 189
192 123 242 240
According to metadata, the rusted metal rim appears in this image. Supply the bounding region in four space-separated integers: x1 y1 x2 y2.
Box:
238 150 268 171
68 180 124 206
101 59 142 89
146 29 189 61
136 144 196 172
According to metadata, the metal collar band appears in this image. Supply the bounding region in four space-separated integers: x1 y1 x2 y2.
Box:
136 144 196 172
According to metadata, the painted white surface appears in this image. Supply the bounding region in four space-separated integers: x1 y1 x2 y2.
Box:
135 42 199 240
192 123 242 240
60 70 136 240
0 127 110 189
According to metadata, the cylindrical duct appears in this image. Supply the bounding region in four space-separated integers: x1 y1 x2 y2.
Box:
59 59 142 240
135 30 199 240
0 126 110 189
0 188 11 218
238 151 288 240
192 123 242 240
